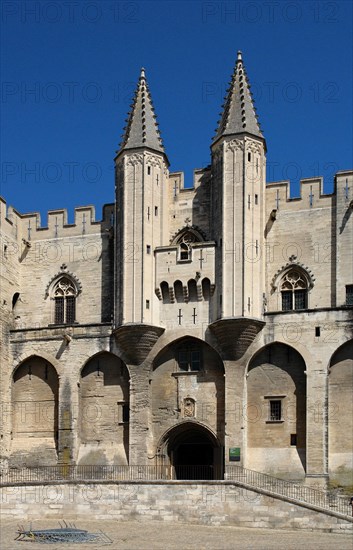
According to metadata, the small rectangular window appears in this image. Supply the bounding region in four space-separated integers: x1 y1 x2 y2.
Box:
177 348 202 372
146 245 151 254
155 206 158 216
147 166 151 175
146 300 150 309
269 400 281 421
346 285 353 306
290 434 297 446
248 152 251 161
255 194 258 205
315 326 320 337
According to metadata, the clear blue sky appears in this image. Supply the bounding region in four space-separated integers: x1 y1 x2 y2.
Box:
1 0 352 223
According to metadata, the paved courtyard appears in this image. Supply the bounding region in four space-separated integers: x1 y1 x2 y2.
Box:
1 518 352 550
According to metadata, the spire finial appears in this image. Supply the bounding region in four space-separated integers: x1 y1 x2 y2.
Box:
212 53 265 146
117 68 167 160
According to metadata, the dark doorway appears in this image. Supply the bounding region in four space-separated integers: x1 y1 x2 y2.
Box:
175 442 214 479
161 422 221 480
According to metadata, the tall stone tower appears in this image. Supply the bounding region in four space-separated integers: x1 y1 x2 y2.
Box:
211 51 266 319
114 68 169 328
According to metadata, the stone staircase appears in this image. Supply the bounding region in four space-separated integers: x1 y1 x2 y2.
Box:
225 465 352 519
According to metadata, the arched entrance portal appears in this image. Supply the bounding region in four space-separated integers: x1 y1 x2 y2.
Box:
158 422 222 480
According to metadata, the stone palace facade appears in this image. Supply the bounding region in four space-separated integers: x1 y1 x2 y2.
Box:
1 52 352 487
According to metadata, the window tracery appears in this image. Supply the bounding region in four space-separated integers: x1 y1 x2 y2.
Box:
53 277 77 324
280 270 308 311
176 231 198 262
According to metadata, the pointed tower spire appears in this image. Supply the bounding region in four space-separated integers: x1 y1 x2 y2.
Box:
213 51 265 145
117 68 167 158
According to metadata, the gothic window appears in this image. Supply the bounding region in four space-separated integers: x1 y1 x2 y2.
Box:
53 277 77 324
179 242 190 261
346 285 353 306
176 231 199 262
280 270 308 311
177 344 201 372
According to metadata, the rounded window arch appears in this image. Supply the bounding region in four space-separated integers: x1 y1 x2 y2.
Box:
52 276 78 324
160 281 170 303
280 268 310 311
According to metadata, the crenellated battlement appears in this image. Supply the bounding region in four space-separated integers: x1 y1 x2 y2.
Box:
265 171 353 214
0 197 115 241
169 167 210 196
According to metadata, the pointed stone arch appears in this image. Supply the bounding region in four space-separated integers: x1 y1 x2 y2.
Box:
45 268 82 299
270 263 315 311
328 339 353 485
271 262 315 292
246 342 306 479
156 420 222 479
11 356 59 466
170 225 207 245
78 351 130 465
151 337 225 471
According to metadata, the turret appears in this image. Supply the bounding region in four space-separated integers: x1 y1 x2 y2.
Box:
211 52 266 319
114 68 169 326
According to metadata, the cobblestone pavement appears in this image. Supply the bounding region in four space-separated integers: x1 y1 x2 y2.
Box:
1 519 352 550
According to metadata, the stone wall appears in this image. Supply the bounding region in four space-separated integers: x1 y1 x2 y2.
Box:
246 343 306 478
1 482 352 532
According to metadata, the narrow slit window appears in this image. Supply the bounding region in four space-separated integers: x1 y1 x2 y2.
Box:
55 297 64 324
66 296 76 324
122 404 130 423
282 291 292 311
